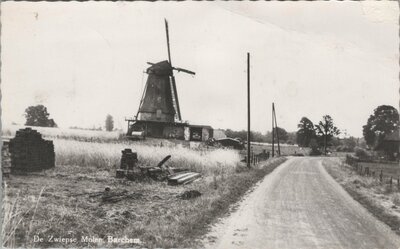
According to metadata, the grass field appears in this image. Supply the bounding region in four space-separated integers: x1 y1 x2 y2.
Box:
2 125 123 141
357 161 400 179
246 142 309 157
53 139 241 176
1 127 288 248
323 158 400 235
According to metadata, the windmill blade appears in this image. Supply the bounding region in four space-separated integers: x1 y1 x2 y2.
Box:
170 75 182 121
165 19 182 121
173 67 196 75
165 19 172 65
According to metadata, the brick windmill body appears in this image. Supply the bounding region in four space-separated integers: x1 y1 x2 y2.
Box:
126 20 213 141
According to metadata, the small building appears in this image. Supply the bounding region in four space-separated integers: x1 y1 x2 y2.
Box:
127 119 213 142
186 124 213 142
375 129 400 160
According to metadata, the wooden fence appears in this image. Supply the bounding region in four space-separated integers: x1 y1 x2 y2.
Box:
346 155 400 188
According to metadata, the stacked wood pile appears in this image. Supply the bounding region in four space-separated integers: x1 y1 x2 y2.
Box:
9 128 55 172
168 172 201 185
2 140 11 177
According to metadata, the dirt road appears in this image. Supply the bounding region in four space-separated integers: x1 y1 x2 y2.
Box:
204 157 400 249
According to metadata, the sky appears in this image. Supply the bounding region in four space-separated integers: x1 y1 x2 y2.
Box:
1 1 398 137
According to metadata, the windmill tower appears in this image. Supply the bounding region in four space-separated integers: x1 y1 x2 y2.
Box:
127 19 197 139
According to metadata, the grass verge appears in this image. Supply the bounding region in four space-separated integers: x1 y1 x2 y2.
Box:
323 158 400 235
3 153 286 248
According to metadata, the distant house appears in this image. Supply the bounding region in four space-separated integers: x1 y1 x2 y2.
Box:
375 129 400 160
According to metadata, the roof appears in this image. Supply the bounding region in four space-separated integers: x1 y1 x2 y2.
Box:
146 61 173 76
188 124 213 129
384 129 400 141
129 120 188 127
128 120 212 129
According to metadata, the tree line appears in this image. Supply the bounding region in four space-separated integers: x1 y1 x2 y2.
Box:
224 128 296 144
23 105 115 131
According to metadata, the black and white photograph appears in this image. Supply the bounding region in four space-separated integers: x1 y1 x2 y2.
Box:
1 1 399 248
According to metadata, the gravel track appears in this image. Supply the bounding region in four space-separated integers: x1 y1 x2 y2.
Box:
203 157 400 249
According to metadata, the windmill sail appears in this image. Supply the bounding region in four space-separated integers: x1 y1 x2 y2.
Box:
165 19 182 122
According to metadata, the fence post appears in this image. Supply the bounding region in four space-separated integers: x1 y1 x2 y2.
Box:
380 170 383 183
397 177 399 189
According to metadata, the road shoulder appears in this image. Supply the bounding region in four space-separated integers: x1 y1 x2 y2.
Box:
323 157 400 236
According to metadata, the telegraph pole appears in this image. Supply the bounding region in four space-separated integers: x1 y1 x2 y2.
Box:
273 103 281 156
247 53 251 168
272 103 275 157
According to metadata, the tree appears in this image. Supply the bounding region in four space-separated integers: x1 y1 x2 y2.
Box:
272 127 288 143
296 117 315 147
309 138 321 156
362 105 399 148
286 132 297 145
105 114 114 131
24 105 57 127
315 115 340 155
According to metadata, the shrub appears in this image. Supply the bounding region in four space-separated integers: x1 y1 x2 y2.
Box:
354 147 371 161
336 145 354 152
309 138 322 156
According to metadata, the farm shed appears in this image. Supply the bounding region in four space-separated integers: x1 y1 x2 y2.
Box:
187 125 213 142
127 120 213 142
375 129 400 160
127 120 186 139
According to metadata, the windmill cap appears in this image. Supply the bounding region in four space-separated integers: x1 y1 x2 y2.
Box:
146 61 173 76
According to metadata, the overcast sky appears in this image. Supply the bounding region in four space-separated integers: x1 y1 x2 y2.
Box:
1 1 398 137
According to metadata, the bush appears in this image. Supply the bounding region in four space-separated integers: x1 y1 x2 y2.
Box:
309 148 322 156
354 147 371 161
336 145 354 152
309 138 322 156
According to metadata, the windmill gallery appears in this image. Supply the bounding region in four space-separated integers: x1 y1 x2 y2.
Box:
125 19 213 142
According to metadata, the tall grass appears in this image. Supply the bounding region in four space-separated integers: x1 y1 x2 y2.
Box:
2 185 46 248
2 125 123 141
54 139 240 176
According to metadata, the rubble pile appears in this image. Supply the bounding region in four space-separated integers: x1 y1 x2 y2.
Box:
9 128 55 172
115 149 202 185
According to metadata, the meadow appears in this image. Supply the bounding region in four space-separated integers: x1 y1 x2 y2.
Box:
2 125 123 141
1 126 287 248
54 139 241 176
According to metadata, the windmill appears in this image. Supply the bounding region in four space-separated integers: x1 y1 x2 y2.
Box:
127 19 200 139
135 19 195 124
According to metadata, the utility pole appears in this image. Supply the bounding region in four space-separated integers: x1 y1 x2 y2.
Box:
272 103 275 157
247 53 251 168
324 122 327 155
271 102 281 157
273 103 281 156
